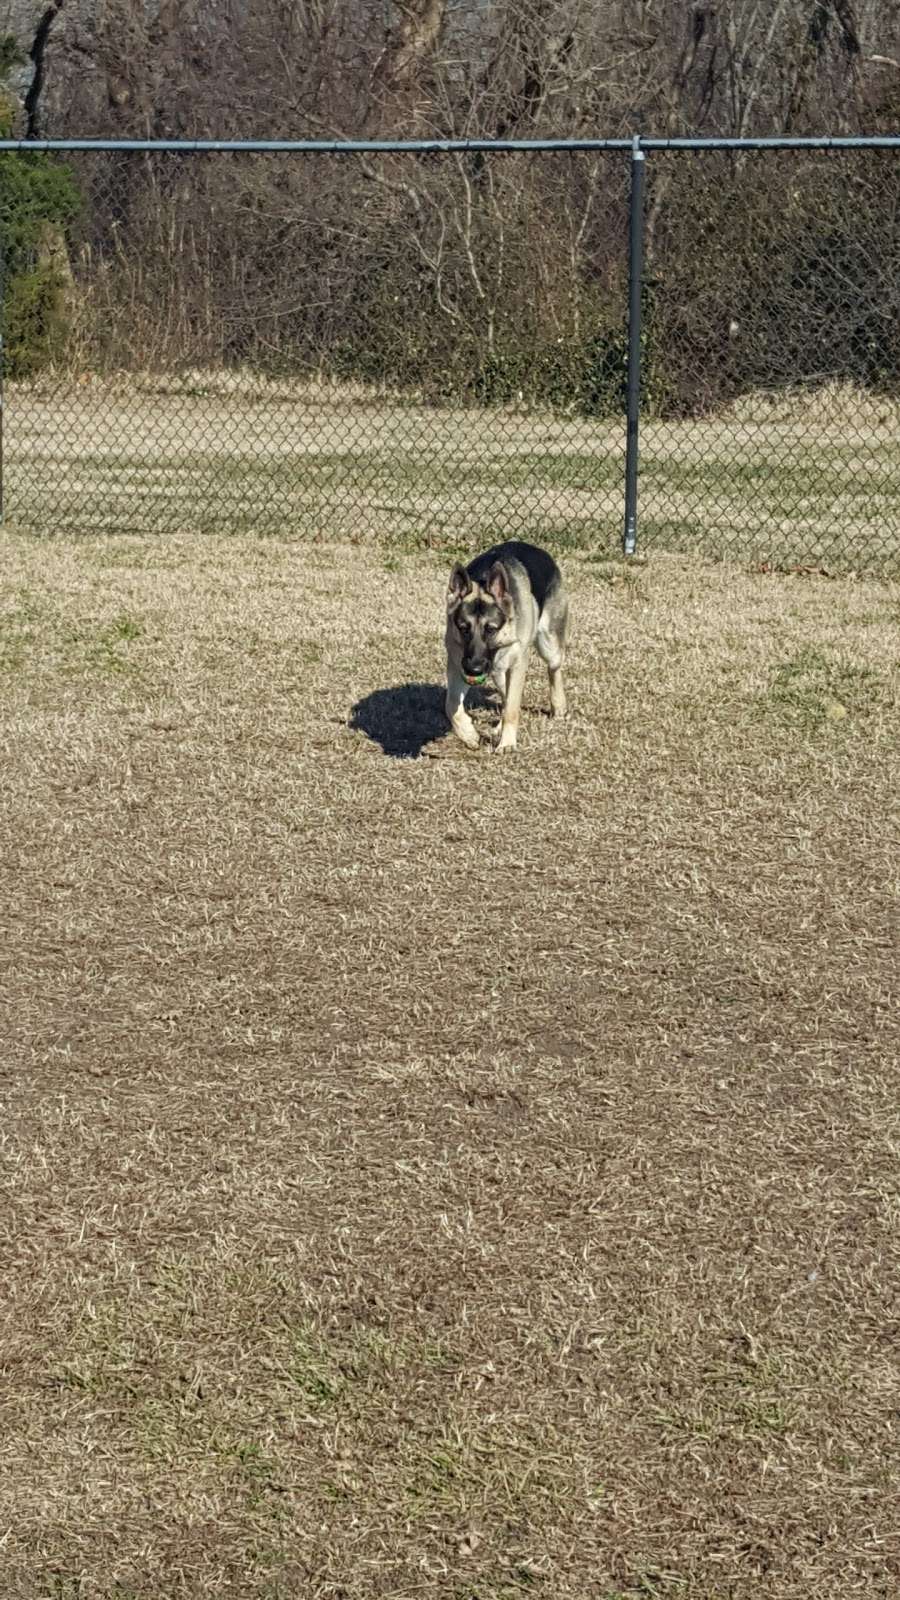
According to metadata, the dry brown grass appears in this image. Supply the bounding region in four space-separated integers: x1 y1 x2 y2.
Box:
1 530 898 1598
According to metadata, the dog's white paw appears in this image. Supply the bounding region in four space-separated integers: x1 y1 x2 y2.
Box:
453 722 481 751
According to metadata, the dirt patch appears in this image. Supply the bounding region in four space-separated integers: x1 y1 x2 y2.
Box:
1 534 898 1598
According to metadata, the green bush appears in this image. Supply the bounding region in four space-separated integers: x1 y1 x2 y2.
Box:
2 257 71 374
0 51 82 378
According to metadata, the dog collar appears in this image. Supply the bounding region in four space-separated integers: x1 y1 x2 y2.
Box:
464 672 487 685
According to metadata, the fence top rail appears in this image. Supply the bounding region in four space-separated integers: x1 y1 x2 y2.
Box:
1 135 900 155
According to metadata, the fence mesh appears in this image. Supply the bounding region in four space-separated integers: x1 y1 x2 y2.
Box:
1 149 628 555
640 148 900 571
1 142 899 570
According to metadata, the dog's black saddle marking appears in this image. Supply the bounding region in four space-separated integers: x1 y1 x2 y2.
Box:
466 541 561 614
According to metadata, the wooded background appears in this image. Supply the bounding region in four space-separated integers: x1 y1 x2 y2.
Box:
3 2 899 413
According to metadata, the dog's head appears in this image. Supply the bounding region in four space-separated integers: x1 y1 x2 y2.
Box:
446 561 515 683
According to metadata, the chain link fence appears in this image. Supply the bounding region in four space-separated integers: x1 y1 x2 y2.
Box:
639 145 900 570
1 138 898 570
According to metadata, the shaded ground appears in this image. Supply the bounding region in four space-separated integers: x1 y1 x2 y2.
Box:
1 531 898 1598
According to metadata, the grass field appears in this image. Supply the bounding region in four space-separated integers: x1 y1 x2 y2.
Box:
1 518 898 1598
7 378 900 571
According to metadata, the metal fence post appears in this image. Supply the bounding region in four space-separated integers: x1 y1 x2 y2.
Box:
623 133 645 557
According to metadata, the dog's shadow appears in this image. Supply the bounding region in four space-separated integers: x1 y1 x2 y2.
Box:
349 681 450 759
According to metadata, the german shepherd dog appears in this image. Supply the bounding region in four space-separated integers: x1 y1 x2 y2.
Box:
445 541 569 752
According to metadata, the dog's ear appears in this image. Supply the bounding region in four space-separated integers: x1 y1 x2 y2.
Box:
487 561 511 606
448 564 471 604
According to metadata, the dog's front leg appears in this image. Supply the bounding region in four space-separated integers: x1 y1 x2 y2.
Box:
446 666 480 749
494 651 528 753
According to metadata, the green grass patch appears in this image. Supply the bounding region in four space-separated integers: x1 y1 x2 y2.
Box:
0 585 48 671
642 448 900 511
767 647 882 730
21 447 623 495
66 613 145 675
